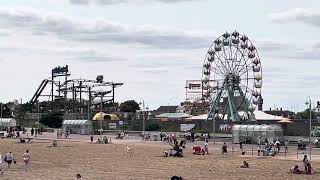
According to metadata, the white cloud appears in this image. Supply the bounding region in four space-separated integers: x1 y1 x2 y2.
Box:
0 7 213 49
269 8 320 27
69 0 198 5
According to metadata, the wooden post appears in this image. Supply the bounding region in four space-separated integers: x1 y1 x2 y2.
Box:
252 144 254 156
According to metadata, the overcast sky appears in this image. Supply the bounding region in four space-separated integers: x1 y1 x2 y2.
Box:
0 0 319 111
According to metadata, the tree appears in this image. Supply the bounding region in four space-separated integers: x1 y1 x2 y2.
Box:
105 102 120 112
296 109 316 119
0 104 11 118
40 110 63 128
119 100 140 113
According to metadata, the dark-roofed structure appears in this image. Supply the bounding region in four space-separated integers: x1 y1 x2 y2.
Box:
155 106 178 115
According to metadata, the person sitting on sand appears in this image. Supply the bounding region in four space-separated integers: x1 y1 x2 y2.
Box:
170 141 183 157
179 139 186 148
49 140 57 147
75 173 83 180
103 136 108 144
171 176 183 180
240 161 249 168
290 165 302 174
96 139 101 144
20 138 26 143
26 135 32 144
222 142 228 155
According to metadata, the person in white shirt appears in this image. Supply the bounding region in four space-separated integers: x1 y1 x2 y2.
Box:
204 140 209 154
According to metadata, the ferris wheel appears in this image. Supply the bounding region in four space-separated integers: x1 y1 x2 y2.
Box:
202 31 262 122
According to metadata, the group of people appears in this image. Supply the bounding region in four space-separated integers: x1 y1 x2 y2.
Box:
290 155 315 174
161 132 179 145
56 129 70 139
165 139 186 157
19 135 32 144
30 128 42 137
0 150 31 174
116 131 125 139
0 149 84 179
239 138 285 157
95 136 109 144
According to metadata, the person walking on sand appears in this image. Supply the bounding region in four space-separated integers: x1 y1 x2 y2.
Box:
22 150 31 172
4 152 15 171
90 135 93 143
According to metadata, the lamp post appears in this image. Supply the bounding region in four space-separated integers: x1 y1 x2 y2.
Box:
146 106 149 120
139 99 145 139
37 101 40 130
305 96 312 160
98 91 107 139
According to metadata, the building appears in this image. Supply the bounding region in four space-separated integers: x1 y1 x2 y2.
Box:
264 108 295 119
154 106 178 115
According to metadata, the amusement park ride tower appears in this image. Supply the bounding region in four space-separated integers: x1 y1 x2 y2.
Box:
202 31 263 122
30 65 123 114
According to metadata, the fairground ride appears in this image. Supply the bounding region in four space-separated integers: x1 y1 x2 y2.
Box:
29 65 123 114
184 31 263 122
203 31 263 122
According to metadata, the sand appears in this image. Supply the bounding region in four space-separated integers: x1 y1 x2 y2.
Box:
0 138 319 180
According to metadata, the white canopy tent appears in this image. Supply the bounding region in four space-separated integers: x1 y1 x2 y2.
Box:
186 111 290 121
62 120 92 135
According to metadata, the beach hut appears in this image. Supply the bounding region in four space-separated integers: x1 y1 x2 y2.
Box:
62 120 92 135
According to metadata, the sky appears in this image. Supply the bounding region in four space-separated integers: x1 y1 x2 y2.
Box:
0 0 319 111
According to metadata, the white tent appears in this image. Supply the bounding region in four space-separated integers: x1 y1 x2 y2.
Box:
0 118 16 127
62 120 92 135
232 124 283 144
186 111 289 121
